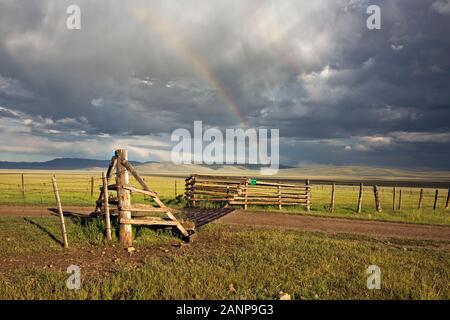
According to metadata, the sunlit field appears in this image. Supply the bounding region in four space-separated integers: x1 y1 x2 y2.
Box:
0 171 448 225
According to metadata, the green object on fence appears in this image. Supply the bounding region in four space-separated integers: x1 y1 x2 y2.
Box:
249 178 257 185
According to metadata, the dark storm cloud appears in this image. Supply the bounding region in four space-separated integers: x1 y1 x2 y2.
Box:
0 0 449 168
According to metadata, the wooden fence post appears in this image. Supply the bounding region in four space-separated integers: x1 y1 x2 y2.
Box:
21 173 25 198
446 188 450 210
433 190 439 210
330 183 335 213
102 171 112 241
175 180 177 198
373 185 382 212
278 184 282 210
398 189 402 210
90 176 94 197
244 179 249 210
418 189 424 209
192 176 196 207
357 183 363 213
116 149 132 247
306 179 311 212
392 187 396 211
51 176 69 248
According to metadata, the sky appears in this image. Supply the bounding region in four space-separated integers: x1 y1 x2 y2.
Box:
0 0 449 169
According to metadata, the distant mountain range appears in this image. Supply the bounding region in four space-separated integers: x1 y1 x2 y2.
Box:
0 158 147 170
0 158 291 171
0 158 449 181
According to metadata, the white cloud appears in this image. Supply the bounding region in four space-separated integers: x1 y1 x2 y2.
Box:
90 97 104 107
432 0 450 15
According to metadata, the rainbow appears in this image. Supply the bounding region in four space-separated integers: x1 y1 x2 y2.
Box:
130 8 248 129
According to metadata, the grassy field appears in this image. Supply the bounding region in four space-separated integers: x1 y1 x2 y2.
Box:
0 215 448 300
0 172 448 225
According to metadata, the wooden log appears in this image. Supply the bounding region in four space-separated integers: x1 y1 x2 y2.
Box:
392 187 396 211
121 159 168 210
116 149 132 247
446 188 450 210
433 189 439 210
51 176 69 248
330 183 335 213
106 156 117 179
102 172 112 241
123 185 157 197
373 185 382 212
398 189 402 210
120 205 171 213
357 183 363 213
121 160 152 191
120 218 178 226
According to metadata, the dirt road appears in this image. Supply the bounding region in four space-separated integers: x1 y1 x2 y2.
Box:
219 210 450 241
0 205 449 241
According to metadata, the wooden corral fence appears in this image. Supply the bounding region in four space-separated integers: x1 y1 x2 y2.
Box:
94 149 195 246
185 175 311 211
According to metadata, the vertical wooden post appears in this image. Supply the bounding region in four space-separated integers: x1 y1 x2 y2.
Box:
21 173 25 198
330 183 335 213
90 176 94 197
244 179 249 210
192 176 196 207
51 176 69 248
174 180 177 198
116 149 132 247
418 189 424 209
306 179 311 212
373 185 382 212
433 189 439 210
357 183 363 213
398 189 402 210
392 187 396 211
278 184 282 211
445 188 450 210
102 172 112 241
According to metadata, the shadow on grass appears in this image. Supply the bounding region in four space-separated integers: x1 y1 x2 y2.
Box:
23 217 64 247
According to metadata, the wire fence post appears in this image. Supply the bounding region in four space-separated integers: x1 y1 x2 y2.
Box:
330 183 335 213
433 189 439 211
51 176 69 248
356 183 363 213
90 176 94 197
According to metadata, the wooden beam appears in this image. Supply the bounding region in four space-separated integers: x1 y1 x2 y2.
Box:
120 218 178 226
120 204 171 213
123 185 157 197
106 156 117 180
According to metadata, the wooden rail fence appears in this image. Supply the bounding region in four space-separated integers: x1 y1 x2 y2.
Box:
185 175 311 210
